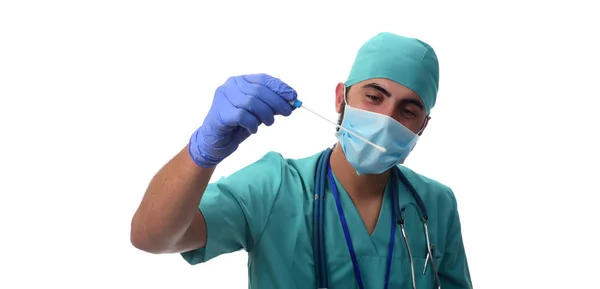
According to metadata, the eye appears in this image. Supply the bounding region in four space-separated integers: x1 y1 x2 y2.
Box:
366 94 382 102
401 108 416 117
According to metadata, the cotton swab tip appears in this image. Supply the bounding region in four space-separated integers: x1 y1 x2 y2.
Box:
375 145 387 153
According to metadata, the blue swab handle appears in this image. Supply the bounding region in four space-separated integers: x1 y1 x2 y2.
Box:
289 99 303 108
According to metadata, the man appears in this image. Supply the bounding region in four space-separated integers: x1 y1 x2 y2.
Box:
131 32 473 289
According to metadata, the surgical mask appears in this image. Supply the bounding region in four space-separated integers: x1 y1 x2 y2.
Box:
335 102 420 175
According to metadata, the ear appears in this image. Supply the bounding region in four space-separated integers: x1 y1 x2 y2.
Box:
335 82 345 114
418 116 431 136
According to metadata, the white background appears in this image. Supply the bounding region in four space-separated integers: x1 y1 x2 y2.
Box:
1 1 599 288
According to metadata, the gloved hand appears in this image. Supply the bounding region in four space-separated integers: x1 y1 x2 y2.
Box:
189 73 298 168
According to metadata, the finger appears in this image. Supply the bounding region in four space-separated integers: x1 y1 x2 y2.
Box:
218 106 260 134
231 78 277 125
230 126 251 145
234 108 261 134
242 73 298 102
235 77 292 117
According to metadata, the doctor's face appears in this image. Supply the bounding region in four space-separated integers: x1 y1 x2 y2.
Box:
335 78 430 135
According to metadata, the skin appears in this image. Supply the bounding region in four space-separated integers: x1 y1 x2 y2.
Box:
329 78 430 234
130 146 213 254
130 77 431 253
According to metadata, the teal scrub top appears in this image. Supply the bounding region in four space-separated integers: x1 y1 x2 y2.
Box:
181 150 473 289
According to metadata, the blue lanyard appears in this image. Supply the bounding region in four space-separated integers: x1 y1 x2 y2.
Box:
327 165 397 289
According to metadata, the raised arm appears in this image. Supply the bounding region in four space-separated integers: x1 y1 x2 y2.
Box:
130 145 214 254
130 73 299 256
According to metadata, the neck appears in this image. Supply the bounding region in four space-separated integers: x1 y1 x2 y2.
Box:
329 144 390 201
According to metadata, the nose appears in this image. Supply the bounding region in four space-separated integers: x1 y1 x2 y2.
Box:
378 100 399 120
382 105 396 118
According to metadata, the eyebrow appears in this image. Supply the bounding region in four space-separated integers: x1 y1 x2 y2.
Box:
362 82 425 110
362 83 391 97
401 98 425 111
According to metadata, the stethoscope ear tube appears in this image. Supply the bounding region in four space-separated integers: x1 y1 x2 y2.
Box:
314 148 332 289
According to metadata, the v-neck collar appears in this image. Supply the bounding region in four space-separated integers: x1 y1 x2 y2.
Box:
329 173 394 257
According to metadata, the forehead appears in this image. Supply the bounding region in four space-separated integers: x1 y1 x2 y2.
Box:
352 78 423 104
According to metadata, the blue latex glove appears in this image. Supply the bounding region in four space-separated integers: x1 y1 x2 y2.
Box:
189 73 298 168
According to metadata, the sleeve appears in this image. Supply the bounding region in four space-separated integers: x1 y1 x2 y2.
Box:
438 190 473 289
180 151 286 265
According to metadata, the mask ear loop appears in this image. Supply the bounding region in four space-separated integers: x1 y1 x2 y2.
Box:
416 115 429 135
343 85 349 106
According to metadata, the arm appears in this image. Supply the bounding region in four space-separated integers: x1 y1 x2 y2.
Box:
438 192 473 289
130 74 297 257
130 145 215 254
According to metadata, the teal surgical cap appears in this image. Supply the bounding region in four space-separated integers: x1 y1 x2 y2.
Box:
345 32 440 115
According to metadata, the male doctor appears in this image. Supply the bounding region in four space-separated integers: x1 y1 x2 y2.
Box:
131 32 473 289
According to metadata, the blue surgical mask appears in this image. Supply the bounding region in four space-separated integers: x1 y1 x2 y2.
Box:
335 103 420 175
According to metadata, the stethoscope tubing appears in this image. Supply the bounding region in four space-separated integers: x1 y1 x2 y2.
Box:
313 146 439 289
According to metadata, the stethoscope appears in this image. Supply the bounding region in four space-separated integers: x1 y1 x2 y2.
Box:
313 146 442 289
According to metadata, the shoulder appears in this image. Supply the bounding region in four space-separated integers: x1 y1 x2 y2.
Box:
238 150 322 173
396 165 459 210
396 165 464 248
212 150 323 197
231 150 322 179
212 151 289 190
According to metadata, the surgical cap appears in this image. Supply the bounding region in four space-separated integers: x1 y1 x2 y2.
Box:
345 32 439 115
